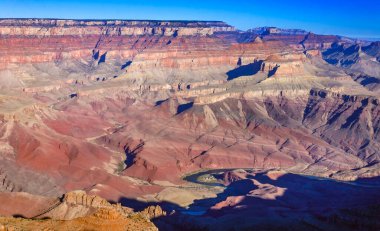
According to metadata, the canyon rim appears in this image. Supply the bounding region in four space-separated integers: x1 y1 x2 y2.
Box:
0 6 380 231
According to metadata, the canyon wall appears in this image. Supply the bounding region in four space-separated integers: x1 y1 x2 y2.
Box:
0 19 379 205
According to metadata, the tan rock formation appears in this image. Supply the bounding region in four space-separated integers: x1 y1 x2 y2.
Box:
0 191 158 231
141 205 167 219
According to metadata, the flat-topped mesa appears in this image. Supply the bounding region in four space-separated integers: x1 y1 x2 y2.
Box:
0 19 235 36
248 27 309 36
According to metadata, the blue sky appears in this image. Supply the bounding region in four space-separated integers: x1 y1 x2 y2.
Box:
1 0 379 38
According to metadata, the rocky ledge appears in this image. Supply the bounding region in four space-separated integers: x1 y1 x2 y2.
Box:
0 190 160 231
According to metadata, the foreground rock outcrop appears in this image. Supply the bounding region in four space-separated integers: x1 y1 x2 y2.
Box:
0 191 158 231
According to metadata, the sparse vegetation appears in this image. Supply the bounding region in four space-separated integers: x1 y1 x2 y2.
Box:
115 161 126 174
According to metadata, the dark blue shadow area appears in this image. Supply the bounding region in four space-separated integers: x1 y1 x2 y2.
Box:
268 65 279 77
155 99 168 106
92 50 100 60
226 60 263 81
124 141 144 168
361 76 380 86
117 169 380 230
121 60 132 70
177 102 194 114
98 52 107 64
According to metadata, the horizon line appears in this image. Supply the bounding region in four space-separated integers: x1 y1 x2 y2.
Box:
1 17 379 40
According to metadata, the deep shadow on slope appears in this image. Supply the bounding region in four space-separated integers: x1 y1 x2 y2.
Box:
177 102 194 114
227 60 263 81
121 60 132 70
360 76 380 86
118 172 380 231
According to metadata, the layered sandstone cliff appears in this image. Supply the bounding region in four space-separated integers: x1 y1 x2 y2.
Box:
0 19 234 36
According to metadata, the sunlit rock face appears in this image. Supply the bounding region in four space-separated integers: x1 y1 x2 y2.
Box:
0 191 158 230
0 19 380 229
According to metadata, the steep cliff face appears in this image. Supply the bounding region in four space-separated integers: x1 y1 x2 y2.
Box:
0 19 235 72
323 42 380 92
0 19 234 36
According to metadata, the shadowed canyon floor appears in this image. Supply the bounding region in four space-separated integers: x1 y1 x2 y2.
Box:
154 169 380 230
0 19 380 230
